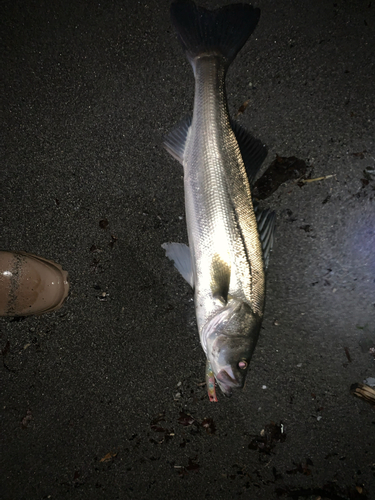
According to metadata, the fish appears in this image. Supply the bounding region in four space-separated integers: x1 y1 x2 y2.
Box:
206 360 218 402
162 0 275 399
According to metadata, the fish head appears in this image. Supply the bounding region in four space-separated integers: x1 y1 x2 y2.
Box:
203 299 262 396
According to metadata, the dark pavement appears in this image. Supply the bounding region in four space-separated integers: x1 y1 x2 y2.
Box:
1 0 375 498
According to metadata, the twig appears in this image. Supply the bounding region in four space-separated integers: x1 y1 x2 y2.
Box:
298 174 335 184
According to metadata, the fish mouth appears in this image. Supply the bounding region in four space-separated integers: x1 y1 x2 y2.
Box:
216 368 242 397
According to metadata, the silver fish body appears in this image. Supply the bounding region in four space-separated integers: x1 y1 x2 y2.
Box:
163 1 275 397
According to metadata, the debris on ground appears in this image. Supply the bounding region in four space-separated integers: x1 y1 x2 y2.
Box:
350 383 375 407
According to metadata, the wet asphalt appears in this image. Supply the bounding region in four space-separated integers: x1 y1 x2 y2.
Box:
1 0 375 499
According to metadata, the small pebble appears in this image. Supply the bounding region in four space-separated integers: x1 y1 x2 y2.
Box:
364 377 375 387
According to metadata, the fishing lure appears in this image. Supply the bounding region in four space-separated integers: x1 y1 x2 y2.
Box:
206 360 218 402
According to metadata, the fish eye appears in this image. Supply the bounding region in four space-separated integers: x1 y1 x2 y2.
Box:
238 360 247 370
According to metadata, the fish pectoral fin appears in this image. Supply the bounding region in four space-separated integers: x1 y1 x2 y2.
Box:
163 116 192 165
210 255 231 304
161 242 194 288
230 120 268 186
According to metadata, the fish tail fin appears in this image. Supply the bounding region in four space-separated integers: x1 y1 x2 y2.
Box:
170 0 260 71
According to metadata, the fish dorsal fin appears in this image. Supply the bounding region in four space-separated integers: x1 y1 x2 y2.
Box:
163 116 192 165
253 203 276 270
161 242 194 288
231 121 274 268
231 120 268 186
